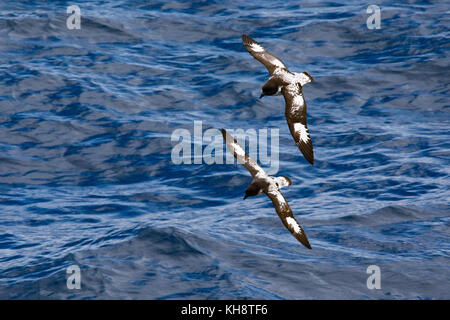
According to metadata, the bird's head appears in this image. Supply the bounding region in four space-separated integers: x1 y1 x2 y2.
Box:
244 184 260 200
260 82 279 99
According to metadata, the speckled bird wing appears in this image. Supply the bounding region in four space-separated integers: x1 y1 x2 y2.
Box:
221 128 266 178
242 34 287 75
283 84 314 165
265 187 312 249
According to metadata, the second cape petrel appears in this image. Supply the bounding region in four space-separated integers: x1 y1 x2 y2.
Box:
242 34 315 165
222 128 312 249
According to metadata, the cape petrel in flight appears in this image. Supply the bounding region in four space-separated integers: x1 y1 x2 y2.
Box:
221 128 312 249
242 34 315 165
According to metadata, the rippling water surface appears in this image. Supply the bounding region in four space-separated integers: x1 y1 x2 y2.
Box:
0 0 449 299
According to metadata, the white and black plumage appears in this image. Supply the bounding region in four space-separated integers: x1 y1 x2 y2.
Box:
242 34 315 165
221 128 312 249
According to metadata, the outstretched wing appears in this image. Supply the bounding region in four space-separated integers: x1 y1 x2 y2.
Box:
266 188 312 249
221 129 266 178
283 84 314 165
242 34 287 75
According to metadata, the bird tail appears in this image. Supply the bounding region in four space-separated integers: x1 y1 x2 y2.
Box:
296 72 314 86
274 176 292 189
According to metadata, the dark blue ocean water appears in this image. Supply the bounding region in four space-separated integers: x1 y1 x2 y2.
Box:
0 0 449 299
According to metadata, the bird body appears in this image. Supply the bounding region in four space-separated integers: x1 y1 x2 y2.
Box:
221 128 312 249
242 34 315 165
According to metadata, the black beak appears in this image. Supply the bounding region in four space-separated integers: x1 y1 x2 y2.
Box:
259 93 265 99
243 195 248 200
